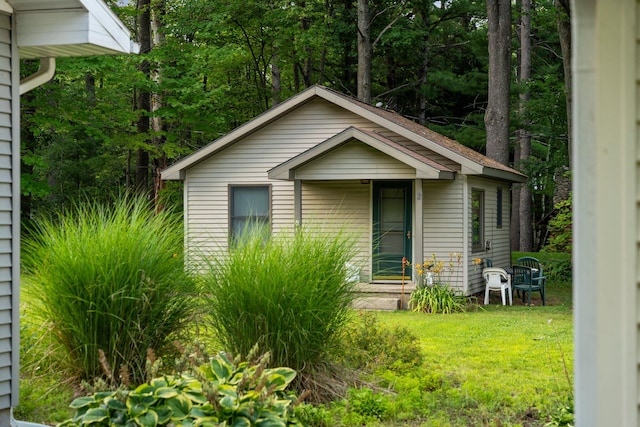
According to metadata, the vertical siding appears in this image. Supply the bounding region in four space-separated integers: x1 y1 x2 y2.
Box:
0 12 12 411
422 177 465 291
185 99 374 260
301 181 370 279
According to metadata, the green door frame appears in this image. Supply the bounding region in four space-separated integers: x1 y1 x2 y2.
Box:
372 181 413 280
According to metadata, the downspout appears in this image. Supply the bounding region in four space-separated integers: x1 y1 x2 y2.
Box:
19 57 55 95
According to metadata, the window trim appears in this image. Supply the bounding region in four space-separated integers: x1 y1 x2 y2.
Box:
228 184 272 244
472 188 485 253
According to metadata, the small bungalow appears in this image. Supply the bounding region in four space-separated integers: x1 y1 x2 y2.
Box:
162 86 525 308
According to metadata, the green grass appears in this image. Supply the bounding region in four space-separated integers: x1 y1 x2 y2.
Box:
17 252 573 426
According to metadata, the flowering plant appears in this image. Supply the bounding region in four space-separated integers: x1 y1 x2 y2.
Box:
409 253 466 314
414 252 462 289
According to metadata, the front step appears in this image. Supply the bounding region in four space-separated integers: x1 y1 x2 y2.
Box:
353 297 401 311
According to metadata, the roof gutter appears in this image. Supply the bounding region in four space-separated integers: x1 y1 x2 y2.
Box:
19 57 55 95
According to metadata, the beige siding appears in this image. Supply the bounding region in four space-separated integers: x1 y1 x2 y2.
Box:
301 181 370 279
422 178 465 291
466 177 511 295
295 141 416 180
185 98 373 257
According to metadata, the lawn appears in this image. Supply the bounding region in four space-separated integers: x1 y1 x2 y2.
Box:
15 264 573 426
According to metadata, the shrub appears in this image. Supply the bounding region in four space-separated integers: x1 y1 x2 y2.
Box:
339 312 423 372
22 195 199 384
545 196 572 253
200 225 357 382
513 251 572 283
60 351 303 426
409 284 467 314
408 253 467 314
347 387 388 420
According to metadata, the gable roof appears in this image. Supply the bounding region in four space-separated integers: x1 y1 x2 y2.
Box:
161 85 526 183
268 126 456 180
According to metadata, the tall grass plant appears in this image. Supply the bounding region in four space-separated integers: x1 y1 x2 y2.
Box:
200 225 357 376
22 195 199 384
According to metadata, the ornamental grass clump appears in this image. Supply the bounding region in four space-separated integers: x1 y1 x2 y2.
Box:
22 196 199 385
200 225 357 396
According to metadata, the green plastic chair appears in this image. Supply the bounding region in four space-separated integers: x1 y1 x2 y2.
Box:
515 256 547 289
511 264 546 306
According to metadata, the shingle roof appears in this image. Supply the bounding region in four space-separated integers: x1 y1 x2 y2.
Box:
162 85 526 183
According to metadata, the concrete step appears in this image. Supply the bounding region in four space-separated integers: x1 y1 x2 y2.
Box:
353 297 401 311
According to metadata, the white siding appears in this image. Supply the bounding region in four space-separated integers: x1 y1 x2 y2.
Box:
301 180 370 279
422 177 465 291
295 141 416 180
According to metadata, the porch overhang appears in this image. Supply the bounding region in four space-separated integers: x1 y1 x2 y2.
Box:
268 126 456 181
7 0 139 59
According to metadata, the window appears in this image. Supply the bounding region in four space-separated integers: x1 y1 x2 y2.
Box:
472 189 484 252
229 185 270 243
496 187 503 228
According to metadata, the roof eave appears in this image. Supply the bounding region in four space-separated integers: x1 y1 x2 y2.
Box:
268 126 455 181
479 167 527 183
9 0 139 58
163 88 322 180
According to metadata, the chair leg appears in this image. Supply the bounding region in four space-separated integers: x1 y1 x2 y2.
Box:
508 288 512 306
500 287 506 305
484 287 490 305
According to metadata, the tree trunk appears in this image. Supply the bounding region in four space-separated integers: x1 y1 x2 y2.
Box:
135 0 152 192
151 0 166 209
357 0 372 103
518 0 533 251
271 58 281 107
484 0 511 165
555 0 572 169
417 7 430 126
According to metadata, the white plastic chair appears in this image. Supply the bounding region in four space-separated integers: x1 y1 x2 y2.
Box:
482 267 512 305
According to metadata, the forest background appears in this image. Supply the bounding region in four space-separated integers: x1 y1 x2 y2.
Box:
19 0 571 252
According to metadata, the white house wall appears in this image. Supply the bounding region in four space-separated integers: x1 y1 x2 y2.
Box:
300 180 370 279
572 0 638 425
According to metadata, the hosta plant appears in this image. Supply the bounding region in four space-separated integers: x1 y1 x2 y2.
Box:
60 351 304 426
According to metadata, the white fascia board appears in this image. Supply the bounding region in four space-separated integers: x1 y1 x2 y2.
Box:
0 1 11 14
268 127 450 181
162 88 320 180
12 0 137 58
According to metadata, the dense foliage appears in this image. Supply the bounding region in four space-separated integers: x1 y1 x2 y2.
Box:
200 225 357 398
60 351 303 427
22 196 198 384
20 0 570 247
